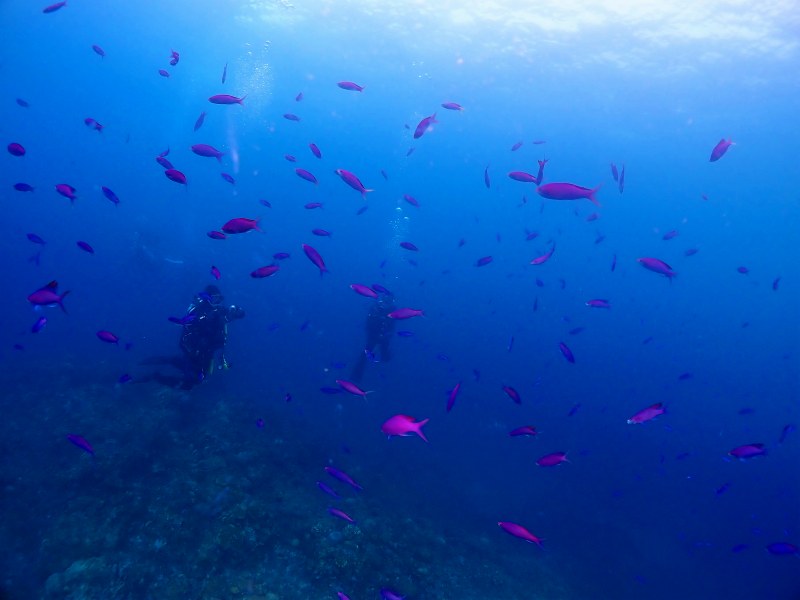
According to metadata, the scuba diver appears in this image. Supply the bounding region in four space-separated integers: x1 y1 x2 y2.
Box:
140 285 245 390
351 293 396 382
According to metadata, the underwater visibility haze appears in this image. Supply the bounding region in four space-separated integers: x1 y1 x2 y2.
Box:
1 0 799 598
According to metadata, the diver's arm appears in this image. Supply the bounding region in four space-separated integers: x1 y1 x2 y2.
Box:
224 305 245 321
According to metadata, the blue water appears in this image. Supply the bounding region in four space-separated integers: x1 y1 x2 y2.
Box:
1 1 798 598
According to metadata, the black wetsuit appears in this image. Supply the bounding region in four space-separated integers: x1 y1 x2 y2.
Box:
351 298 396 382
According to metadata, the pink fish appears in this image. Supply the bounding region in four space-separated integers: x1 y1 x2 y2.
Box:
446 381 461 412
336 379 369 397
441 101 463 111
387 307 424 320
309 143 322 158
97 330 119 344
210 265 221 280
709 138 733 162
335 169 373 197
328 507 356 523
164 169 187 185
534 159 548 185
221 218 260 234
208 94 245 105
498 521 544 548
559 342 575 363
27 280 69 312
251 265 279 278
207 231 226 240
337 81 364 92
302 243 328 275
324 466 362 491
536 451 568 467
530 244 555 265
43 1 67 13
509 426 538 437
508 171 537 183
350 283 378 298
66 433 94 455
191 143 225 162
585 299 610 309
729 443 766 459
637 257 676 279
169 49 180 66
381 414 429 442
413 113 437 139
502 385 521 405
295 168 318 184
537 182 601 206
55 183 77 202
627 402 666 424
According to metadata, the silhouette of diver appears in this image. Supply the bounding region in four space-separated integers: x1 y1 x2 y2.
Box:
351 294 396 382
140 285 245 390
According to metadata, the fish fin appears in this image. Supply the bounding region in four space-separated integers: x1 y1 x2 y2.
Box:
59 290 70 313
588 184 602 207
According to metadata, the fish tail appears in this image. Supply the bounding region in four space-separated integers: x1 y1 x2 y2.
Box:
59 290 71 313
588 184 602 206
416 418 430 442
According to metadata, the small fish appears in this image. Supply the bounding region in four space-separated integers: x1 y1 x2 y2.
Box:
441 101 463 111
295 168 318 184
309 143 322 158
662 230 679 240
328 507 356 523
207 231 226 240
509 426 537 437
16 98 30 108
484 165 491 189
381 414 429 442
221 173 236 185
585 299 610 309
66 434 94 455
337 81 364 92
76 241 94 254
118 374 132 384
350 284 378 298
728 443 766 459
156 155 173 169
766 542 798 556
208 94 245 105
158 69 170 78
312 229 331 238
251 265 279 278
413 113 438 139
618 165 626 193
779 424 795 444
222 217 260 234
508 171 538 183
475 256 493 267
27 280 69 312
507 335 515 352
497 522 544 548
302 244 328 276
324 466 363 491
221 62 228 84
568 403 581 417
304 202 323 210
684 248 699 256
191 143 225 162
610 163 619 181
536 451 569 467
387 308 424 320
295 92 304 101
96 330 119 344
101 186 120 205
380 589 405 600
502 385 521 405
316 481 340 499
273 252 290 260
537 182 601 206
399 241 418 251
558 342 575 364
396 331 414 337
510 141 523 151
637 257 676 279
14 183 35 192
568 326 585 335
43 2 67 13
27 233 46 245
627 403 666 425
530 244 555 265
283 113 301 122
611 253 617 271
83 117 103 132
446 382 461 412
193 111 206 131
403 194 420 207
55 183 77 202
164 169 187 185
336 379 369 397
31 316 47 333
7 142 26 157
167 315 195 325
772 277 781 291
169 49 180 66
335 169 373 197
709 138 734 162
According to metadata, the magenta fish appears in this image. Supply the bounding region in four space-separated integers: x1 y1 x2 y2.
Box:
191 143 224 162
637 257 676 279
446 381 461 412
335 169 373 197
336 379 369 398
97 330 119 344
387 307 424 320
534 159 548 185
627 402 666 424
31 316 47 333
295 168 318 184
28 280 69 312
413 113 437 139
101 186 119 205
220 173 235 185
309 143 322 158
350 283 378 298
208 94 245 105
498 521 544 548
84 117 103 132
207 231 226 240
337 81 364 92
55 183 77 202
381 414 429 442
585 299 610 309
537 182 601 206
164 169 187 185
709 138 733 162
502 385 521 405
156 155 173 169
508 171 537 183
441 101 463 111
728 443 766 459
169 49 180 66
559 342 575 363
475 256 493 267
324 466 362 491
403 194 420 207
158 69 170 78
210 265 221 280
66 434 94 455
530 244 555 265
536 451 568 467
305 202 323 209
509 426 538 437
221 218 260 234
251 265 279 278
312 228 331 237
302 243 328 275
43 1 67 13
328 507 356 523
8 142 26 157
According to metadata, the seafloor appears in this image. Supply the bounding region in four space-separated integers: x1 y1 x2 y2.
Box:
0 363 569 600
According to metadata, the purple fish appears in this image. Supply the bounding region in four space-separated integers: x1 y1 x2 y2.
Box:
304 202 323 209
336 379 369 398
210 265 221 280
27 233 46 245
222 217 260 234
534 159 548 185
559 342 575 363
302 243 328 275
350 283 378 298
312 228 331 237
208 94 245 105
337 81 364 92
76 241 94 254
530 245 555 265
295 168 318 184
508 171 537 183
324 466 362 491
66 434 94 455
766 542 798 556
164 169 187 185
193 111 206 131
158 69 170 78
221 173 235 185
43 2 67 13
475 256 493 267
413 113 437 139
7 142 25 157
772 276 781 290
328 507 356 523
709 138 733 162
316 481 340 499
283 113 300 122
169 49 179 66
536 451 569 467
372 283 392 295
728 443 766 459
618 165 626 193
662 230 679 240
498 521 544 548
31 316 47 333
627 403 666 424
101 186 119 205
446 381 461 412
684 248 699 256
273 252 290 260
207 230 226 240
27 280 69 312
400 241 418 251
403 194 420 207
585 299 610 309
380 589 405 600
484 165 491 189
502 385 521 405
83 117 103 132
509 425 537 437
510 141 523 151
537 182 601 206
156 155 173 170
637 257 676 279
16 98 30 108
610 163 619 181
251 265 280 278
309 143 322 158
335 169 372 197
387 308 424 320
441 101 463 111
97 330 119 344
191 143 225 162
14 183 35 192
221 62 228 84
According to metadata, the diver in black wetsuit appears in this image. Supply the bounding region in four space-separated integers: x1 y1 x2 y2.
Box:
351 294 396 382
141 285 245 390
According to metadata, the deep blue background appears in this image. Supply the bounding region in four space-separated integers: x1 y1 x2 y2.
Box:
1 1 798 598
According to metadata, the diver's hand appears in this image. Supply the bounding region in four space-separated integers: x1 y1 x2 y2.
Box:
229 305 245 320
